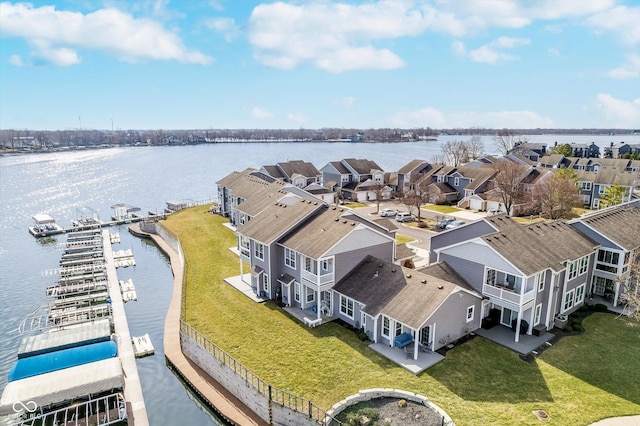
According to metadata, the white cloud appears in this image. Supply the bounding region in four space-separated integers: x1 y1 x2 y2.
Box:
593 94 640 128
608 53 640 80
246 1 617 72
206 17 240 42
455 37 530 64
0 2 212 65
341 97 355 107
587 6 640 46
251 107 273 119
8 53 23 66
548 47 561 57
389 107 554 129
285 113 307 123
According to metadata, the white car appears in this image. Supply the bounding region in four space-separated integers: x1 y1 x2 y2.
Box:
395 212 416 222
445 220 466 229
379 208 397 217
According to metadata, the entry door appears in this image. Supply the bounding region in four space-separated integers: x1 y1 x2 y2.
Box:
593 277 606 296
419 326 431 346
320 290 331 314
501 307 518 326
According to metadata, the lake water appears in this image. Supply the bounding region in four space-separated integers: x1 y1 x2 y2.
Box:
1 134 638 425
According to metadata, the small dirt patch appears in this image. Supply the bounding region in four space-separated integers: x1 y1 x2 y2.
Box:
336 397 444 426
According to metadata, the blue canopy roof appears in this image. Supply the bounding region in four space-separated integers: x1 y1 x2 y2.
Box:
8 341 117 382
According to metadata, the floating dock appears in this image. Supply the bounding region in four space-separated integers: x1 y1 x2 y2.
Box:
132 334 154 358
28 213 166 238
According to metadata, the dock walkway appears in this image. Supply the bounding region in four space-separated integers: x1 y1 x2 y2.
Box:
130 224 266 426
102 230 149 425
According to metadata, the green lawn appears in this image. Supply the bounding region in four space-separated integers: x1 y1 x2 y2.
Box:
396 234 414 245
422 204 460 214
164 205 640 426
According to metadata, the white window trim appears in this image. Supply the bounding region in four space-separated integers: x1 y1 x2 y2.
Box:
575 283 586 305
255 242 264 260
340 295 354 319
285 247 296 269
294 282 300 303
534 303 542 325
466 305 475 323
382 316 390 338
537 271 545 292
563 289 575 312
262 273 269 292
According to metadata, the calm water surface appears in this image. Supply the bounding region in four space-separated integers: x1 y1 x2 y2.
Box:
1 135 638 425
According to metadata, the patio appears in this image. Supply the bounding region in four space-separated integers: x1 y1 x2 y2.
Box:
369 342 444 375
588 295 637 316
224 273 269 303
474 326 555 355
282 306 335 327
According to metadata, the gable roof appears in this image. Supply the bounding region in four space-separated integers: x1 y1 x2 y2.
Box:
216 168 280 200
342 158 384 174
277 160 320 179
574 206 640 251
398 159 427 175
280 205 383 258
236 198 322 245
575 167 636 186
333 256 478 329
327 161 350 174
480 216 598 275
235 185 293 217
261 165 286 180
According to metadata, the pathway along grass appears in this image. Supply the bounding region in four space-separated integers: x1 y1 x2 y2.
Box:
164 206 640 426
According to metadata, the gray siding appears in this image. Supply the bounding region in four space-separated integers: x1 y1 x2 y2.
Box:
428 291 482 351
569 222 620 250
438 253 485 293
429 220 496 263
439 241 521 276
334 242 393 283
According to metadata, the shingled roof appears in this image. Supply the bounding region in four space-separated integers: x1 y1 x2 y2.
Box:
236 198 323 244
481 216 597 276
343 158 384 174
333 256 478 329
576 206 640 251
277 160 320 179
280 205 374 258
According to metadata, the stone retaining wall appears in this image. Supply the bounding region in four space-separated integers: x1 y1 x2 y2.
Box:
325 388 454 426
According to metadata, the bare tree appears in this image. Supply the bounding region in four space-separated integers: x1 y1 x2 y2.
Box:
441 140 469 166
491 160 529 216
399 176 432 222
370 182 386 214
532 169 582 219
466 135 485 160
617 250 640 322
495 131 529 156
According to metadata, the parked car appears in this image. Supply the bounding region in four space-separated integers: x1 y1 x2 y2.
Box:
487 208 501 216
445 220 466 229
395 212 416 222
435 217 456 229
379 208 397 217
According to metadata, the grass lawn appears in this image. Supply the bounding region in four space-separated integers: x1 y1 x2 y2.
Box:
512 216 547 224
164 206 640 426
396 234 414 245
422 204 460 214
342 202 368 208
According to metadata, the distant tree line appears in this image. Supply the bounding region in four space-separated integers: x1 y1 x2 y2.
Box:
0 127 635 150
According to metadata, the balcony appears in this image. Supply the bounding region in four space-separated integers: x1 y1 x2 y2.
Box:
483 283 535 307
301 269 334 287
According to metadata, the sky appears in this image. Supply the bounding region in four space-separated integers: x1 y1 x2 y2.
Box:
0 0 639 131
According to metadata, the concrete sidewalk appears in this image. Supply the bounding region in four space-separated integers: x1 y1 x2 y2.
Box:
590 415 640 426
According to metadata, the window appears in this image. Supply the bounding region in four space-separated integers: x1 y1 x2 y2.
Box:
486 269 496 286
382 316 390 337
537 271 546 292
262 273 269 292
239 236 250 256
534 304 542 325
596 249 620 274
285 247 296 269
294 282 300 302
563 289 575 312
322 259 329 271
454 177 460 187
305 257 312 272
466 306 475 323
568 260 578 280
578 256 589 276
575 284 585 305
395 321 402 336
306 287 315 303
340 295 356 318
577 181 592 190
255 242 264 260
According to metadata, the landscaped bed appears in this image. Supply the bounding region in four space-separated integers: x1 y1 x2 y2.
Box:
336 398 443 426
163 205 640 426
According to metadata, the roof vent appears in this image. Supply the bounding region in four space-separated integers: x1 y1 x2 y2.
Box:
314 202 318 205
334 218 339 221
391 269 397 273
343 220 347 223
421 279 427 284
332 206 337 210
351 222 355 226
378 263 384 268
406 274 412 278
438 285 444 290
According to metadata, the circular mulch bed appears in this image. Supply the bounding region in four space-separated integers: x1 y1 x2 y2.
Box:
338 397 444 426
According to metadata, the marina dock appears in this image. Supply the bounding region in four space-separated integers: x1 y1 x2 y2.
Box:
1 225 150 425
29 213 166 238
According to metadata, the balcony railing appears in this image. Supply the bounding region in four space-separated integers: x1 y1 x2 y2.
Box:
301 269 334 286
483 283 535 306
